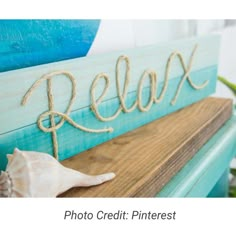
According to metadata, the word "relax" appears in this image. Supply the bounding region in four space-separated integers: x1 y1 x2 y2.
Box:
21 45 208 159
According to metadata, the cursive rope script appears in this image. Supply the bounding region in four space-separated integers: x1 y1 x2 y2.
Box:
90 45 208 121
21 71 113 160
21 45 209 160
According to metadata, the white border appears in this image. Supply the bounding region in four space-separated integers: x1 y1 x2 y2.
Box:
1 198 236 225
1 0 236 19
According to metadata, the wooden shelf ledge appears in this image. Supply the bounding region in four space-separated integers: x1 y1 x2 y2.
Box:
60 97 233 197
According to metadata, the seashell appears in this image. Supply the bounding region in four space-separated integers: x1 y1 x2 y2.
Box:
0 148 115 197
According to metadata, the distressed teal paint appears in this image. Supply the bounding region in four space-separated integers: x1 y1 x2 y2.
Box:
157 112 236 197
207 169 229 197
0 35 220 134
0 20 100 72
0 66 217 170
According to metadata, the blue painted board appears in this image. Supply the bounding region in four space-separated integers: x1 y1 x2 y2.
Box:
0 20 100 72
0 35 220 170
208 169 229 197
0 66 217 170
0 35 220 134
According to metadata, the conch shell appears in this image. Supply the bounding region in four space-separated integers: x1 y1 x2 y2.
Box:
0 148 115 197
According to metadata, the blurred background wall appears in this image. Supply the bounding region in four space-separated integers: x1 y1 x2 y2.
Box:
89 20 236 103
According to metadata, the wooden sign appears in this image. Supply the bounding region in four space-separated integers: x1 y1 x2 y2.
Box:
0 35 220 170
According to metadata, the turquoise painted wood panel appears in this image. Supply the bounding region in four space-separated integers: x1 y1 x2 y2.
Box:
207 169 229 197
157 111 236 197
0 66 217 170
0 20 100 72
0 35 220 134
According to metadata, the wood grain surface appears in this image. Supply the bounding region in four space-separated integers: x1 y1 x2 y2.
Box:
59 97 232 197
